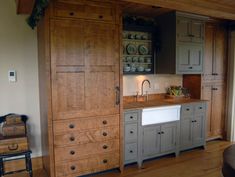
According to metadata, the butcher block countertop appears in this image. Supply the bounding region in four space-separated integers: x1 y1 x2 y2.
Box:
123 94 207 111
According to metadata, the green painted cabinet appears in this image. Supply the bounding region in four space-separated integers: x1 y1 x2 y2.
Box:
180 102 206 151
155 11 206 74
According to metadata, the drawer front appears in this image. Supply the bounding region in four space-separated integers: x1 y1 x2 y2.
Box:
55 152 119 177
0 137 28 154
2 123 26 137
125 143 137 162
53 1 115 22
53 115 119 134
54 139 119 162
125 124 137 142
124 112 138 123
54 126 119 147
194 103 206 114
181 104 194 116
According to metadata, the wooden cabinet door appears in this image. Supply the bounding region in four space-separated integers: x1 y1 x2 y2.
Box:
211 83 225 138
143 125 161 157
51 19 120 120
160 122 177 153
214 25 227 81
192 114 205 145
201 84 213 138
176 16 191 42
180 116 192 150
191 20 204 43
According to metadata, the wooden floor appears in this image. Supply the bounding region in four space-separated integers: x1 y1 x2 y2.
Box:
6 140 232 177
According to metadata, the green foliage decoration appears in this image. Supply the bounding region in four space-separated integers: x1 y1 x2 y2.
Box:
27 0 49 29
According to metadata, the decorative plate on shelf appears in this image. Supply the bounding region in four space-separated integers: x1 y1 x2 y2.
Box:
138 45 149 55
126 44 137 55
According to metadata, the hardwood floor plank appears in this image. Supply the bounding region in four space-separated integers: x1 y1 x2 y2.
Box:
5 140 231 177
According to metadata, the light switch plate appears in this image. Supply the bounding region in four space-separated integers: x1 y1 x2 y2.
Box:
8 70 16 82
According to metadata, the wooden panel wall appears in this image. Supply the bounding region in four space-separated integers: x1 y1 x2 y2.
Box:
16 0 34 14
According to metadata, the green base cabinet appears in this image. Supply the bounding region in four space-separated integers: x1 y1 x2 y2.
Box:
180 102 206 151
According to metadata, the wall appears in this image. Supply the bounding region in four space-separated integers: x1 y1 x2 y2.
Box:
0 1 41 157
123 74 182 96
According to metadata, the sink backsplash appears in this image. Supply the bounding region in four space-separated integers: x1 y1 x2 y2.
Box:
123 74 182 96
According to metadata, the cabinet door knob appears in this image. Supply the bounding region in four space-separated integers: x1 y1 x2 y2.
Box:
188 67 193 69
186 108 190 111
70 150 75 155
130 116 133 119
130 130 134 134
103 145 108 149
102 120 107 125
129 150 133 153
161 131 164 134
199 107 203 109
69 124 75 129
69 12 74 16
70 166 76 171
103 159 108 164
103 132 107 136
99 15 103 19
158 132 161 134
70 136 75 141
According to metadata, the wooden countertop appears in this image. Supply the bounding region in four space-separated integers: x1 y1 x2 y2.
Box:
124 98 207 110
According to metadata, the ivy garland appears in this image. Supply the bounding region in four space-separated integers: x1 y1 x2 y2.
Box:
27 0 49 29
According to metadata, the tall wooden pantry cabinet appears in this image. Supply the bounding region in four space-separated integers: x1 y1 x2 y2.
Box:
38 1 122 177
183 21 228 140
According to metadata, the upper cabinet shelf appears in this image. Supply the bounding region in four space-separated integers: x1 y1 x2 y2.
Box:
122 24 155 75
155 11 206 74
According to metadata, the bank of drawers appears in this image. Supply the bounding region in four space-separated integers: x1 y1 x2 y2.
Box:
124 110 140 164
53 114 119 177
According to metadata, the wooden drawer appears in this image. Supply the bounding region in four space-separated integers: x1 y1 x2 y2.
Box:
125 123 138 142
0 137 28 154
53 1 115 22
53 115 119 134
125 143 137 162
124 112 138 123
54 126 119 147
181 104 194 116
2 123 26 137
54 139 119 162
194 103 206 114
55 152 119 177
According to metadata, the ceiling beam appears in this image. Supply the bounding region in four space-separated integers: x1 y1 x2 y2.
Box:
122 0 235 20
16 0 35 14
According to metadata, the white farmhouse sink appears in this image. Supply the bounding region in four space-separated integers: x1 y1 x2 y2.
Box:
142 105 181 126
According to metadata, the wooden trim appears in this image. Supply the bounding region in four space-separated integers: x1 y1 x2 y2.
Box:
16 0 35 14
121 0 235 20
4 156 42 173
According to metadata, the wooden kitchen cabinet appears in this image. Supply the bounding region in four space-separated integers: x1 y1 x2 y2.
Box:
201 83 226 139
38 1 121 177
155 11 206 74
180 103 206 151
203 22 227 82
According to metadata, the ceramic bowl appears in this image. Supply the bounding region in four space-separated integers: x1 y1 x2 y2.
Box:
139 56 145 63
123 66 131 72
145 68 151 72
137 66 144 72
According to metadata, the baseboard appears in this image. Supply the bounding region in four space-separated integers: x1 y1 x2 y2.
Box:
4 156 42 172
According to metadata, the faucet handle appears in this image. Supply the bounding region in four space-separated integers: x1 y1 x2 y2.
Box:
135 91 139 102
145 91 149 101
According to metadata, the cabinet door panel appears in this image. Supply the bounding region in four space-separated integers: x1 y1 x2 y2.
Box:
191 20 204 43
161 122 177 153
177 45 190 71
211 83 225 138
176 17 191 42
180 116 192 150
143 126 161 157
51 20 120 119
201 84 212 138
190 46 203 71
192 115 205 145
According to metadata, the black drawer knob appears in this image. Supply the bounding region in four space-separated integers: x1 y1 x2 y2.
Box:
70 150 75 155
102 120 107 125
103 159 108 163
99 15 103 19
186 108 190 111
158 132 161 134
130 116 133 119
188 67 193 69
70 166 76 171
161 131 164 134
130 130 134 134
199 107 203 109
69 12 74 16
103 145 108 149
69 124 75 129
130 150 133 153
103 132 107 136
70 137 75 141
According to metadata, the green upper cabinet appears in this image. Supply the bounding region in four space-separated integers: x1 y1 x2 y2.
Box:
156 11 206 74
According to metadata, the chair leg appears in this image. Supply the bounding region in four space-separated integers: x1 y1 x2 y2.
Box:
26 154 33 177
0 158 4 177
